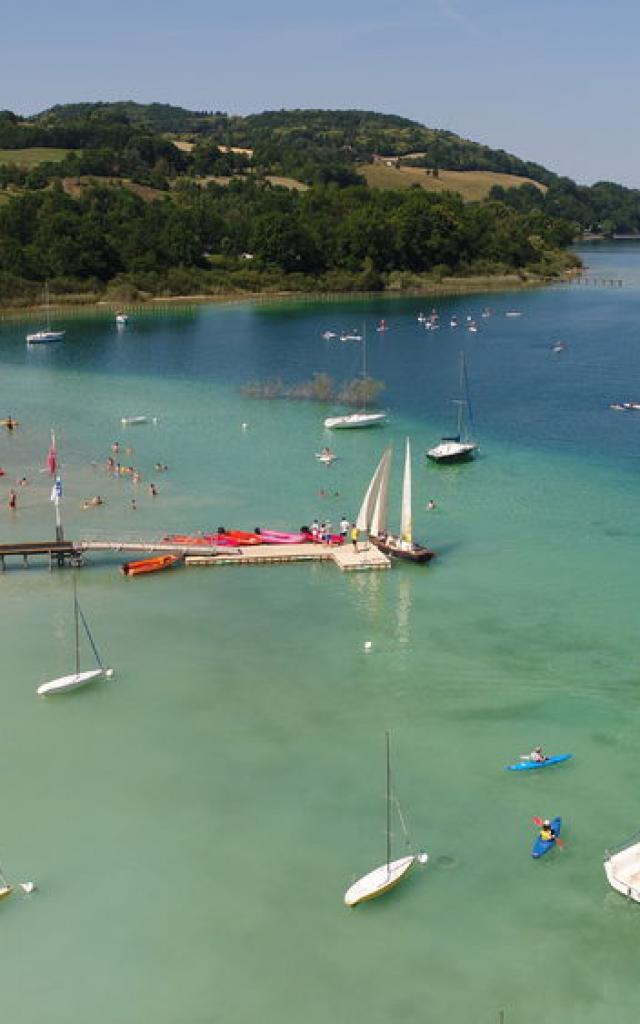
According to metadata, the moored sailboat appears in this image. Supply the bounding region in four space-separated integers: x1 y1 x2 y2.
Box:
344 732 426 907
427 352 478 464
324 324 387 430
26 283 65 344
37 580 114 695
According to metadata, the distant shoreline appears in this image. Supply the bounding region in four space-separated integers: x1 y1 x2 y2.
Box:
0 272 573 320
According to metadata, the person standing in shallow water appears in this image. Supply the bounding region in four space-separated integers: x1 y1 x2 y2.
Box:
8 489 17 510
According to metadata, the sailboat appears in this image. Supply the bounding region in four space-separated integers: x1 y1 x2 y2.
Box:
25 283 66 344
344 732 425 907
427 352 478 464
324 324 387 430
357 440 436 563
37 580 114 695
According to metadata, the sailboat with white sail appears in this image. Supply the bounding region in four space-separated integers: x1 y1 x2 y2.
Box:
324 324 387 429
344 732 426 907
26 283 65 344
427 352 477 463
37 580 114 696
356 440 436 563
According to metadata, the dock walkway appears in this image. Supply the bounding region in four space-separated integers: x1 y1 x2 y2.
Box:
185 542 390 572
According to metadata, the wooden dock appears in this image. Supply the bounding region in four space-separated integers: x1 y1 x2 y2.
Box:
0 537 390 573
0 540 79 570
185 542 391 572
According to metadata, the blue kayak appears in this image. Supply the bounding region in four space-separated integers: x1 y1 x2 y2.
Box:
532 817 562 859
507 753 572 772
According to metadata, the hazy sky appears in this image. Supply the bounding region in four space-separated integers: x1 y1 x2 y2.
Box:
2 0 637 186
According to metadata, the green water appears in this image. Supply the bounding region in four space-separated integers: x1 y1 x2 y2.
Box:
1 260 640 1022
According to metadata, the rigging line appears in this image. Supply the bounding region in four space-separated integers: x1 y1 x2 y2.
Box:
390 784 412 849
77 603 104 670
462 352 475 435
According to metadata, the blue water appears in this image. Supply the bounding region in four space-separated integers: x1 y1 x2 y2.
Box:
0 250 640 1023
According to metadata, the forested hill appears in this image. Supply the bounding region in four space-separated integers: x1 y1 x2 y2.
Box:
30 103 556 185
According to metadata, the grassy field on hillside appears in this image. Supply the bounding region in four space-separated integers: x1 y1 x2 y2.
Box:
0 148 72 167
361 164 546 200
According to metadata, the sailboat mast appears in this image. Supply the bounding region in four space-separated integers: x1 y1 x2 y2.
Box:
361 323 367 413
386 731 391 872
45 282 51 332
73 577 80 676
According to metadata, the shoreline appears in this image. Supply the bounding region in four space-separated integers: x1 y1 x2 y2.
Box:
0 272 574 320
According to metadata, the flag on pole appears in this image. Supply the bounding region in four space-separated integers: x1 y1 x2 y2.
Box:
46 431 57 476
50 476 62 503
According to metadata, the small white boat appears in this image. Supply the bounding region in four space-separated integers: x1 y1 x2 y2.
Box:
325 412 386 430
604 836 640 902
120 415 156 426
450 318 459 328
26 283 65 344
321 330 337 340
37 580 114 696
115 313 129 325
344 733 424 908
505 311 523 317
0 864 13 901
315 449 336 464
340 332 363 342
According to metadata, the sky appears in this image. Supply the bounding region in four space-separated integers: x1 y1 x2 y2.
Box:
1 0 638 187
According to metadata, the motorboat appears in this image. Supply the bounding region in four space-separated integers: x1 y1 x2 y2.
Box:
321 330 337 340
120 415 157 426
604 835 640 902
115 313 129 325
340 330 363 342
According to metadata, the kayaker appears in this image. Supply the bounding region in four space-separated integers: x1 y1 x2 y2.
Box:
529 746 546 763
539 820 556 843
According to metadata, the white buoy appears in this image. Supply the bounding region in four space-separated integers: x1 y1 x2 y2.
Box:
241 422 248 430
364 641 372 651
417 852 429 865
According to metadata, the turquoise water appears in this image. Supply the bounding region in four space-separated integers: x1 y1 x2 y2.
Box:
1 255 640 1022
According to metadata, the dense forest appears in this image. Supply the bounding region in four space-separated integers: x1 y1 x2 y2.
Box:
1 102 625 303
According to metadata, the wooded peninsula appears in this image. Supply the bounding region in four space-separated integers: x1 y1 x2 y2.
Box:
1 102 634 306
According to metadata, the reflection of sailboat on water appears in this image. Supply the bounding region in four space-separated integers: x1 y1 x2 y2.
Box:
37 579 114 696
344 732 427 907
324 325 387 430
356 439 436 563
427 352 478 464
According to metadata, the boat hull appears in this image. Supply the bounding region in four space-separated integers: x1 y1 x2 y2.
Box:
344 855 416 907
507 754 572 772
604 840 640 901
426 442 477 463
26 331 65 344
37 668 107 696
121 555 181 576
532 817 562 859
0 885 13 900
324 413 387 429
371 536 436 563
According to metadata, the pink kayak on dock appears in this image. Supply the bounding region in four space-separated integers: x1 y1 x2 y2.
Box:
259 529 311 544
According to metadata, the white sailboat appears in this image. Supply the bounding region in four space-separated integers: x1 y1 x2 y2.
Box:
324 324 387 430
26 283 66 344
357 440 436 563
604 833 640 902
427 352 478 464
37 580 114 696
344 732 425 907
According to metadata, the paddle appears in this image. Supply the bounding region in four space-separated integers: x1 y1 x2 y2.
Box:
532 817 564 849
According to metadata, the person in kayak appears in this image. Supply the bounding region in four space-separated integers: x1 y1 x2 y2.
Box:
529 746 546 763
539 820 557 843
